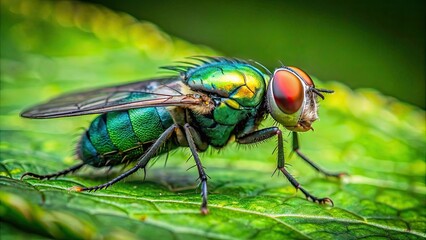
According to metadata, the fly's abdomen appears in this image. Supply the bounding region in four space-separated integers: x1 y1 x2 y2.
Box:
77 107 175 167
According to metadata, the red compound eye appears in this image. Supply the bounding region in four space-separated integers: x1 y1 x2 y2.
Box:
289 66 314 87
272 70 304 114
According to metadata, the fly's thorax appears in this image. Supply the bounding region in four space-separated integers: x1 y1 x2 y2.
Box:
178 59 269 147
184 61 266 109
186 98 262 148
266 67 319 132
210 99 251 125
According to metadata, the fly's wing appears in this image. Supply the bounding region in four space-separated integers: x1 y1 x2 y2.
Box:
21 77 213 119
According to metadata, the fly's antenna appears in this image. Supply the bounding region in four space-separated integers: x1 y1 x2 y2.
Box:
312 88 334 100
278 60 285 68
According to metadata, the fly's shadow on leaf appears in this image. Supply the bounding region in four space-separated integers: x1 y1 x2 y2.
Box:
144 168 199 192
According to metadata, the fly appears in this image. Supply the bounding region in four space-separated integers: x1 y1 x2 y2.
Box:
20 57 345 214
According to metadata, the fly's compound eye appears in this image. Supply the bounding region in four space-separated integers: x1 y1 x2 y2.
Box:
272 69 304 114
288 66 314 87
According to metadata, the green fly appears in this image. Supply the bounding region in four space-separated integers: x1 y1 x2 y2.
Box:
21 57 344 214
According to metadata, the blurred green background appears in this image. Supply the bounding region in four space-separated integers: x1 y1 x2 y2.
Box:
84 0 426 108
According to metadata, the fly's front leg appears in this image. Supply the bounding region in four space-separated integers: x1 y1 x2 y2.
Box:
237 127 333 206
292 132 346 178
183 123 209 215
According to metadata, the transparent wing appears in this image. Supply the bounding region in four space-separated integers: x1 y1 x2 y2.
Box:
21 77 210 119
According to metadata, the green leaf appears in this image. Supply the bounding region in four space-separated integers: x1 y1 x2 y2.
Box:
1 1 425 239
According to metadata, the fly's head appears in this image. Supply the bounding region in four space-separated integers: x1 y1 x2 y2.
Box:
266 66 333 132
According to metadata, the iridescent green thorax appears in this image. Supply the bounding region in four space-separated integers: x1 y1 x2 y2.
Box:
180 59 269 147
184 59 267 108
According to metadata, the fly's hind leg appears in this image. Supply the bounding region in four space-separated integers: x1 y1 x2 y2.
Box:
21 162 85 180
292 132 346 178
236 127 333 206
71 124 178 192
183 123 209 215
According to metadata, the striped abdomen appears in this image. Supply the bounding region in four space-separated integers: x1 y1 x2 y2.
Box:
78 107 176 167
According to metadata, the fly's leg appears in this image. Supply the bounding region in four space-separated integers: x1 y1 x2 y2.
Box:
292 132 346 178
21 162 85 180
236 127 333 206
183 123 209 215
72 124 177 192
